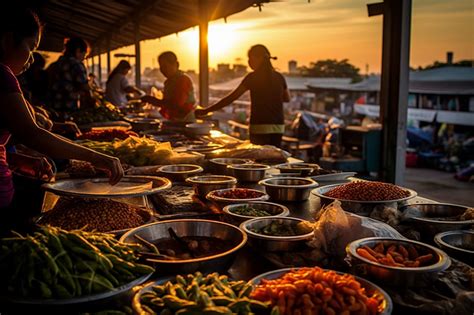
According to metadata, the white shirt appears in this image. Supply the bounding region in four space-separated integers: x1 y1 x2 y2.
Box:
105 73 131 108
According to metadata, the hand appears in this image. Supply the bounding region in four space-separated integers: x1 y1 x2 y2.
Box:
93 155 124 185
194 109 208 117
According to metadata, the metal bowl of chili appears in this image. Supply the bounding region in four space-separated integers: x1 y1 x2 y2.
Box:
346 237 451 287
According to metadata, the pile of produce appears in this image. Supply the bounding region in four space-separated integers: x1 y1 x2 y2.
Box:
78 129 138 141
138 272 271 314
79 136 173 166
0 226 154 299
71 101 122 125
230 205 272 217
325 181 411 201
251 220 313 236
356 242 435 267
39 198 148 232
250 267 383 315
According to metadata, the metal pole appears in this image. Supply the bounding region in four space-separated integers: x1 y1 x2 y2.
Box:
106 38 111 76
378 0 412 184
199 0 209 108
91 55 95 75
134 20 141 88
97 48 102 88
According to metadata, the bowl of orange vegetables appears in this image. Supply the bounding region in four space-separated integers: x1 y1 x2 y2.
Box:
346 237 451 287
249 267 392 315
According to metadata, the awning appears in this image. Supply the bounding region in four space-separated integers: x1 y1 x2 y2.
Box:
24 0 267 55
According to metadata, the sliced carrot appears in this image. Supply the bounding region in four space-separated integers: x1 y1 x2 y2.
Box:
357 248 378 262
398 244 409 259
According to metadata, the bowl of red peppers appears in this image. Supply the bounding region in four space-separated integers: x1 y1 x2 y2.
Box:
346 237 451 287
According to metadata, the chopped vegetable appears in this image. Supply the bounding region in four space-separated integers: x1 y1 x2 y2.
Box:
251 267 383 315
230 205 272 217
357 242 436 267
250 221 312 236
139 272 270 314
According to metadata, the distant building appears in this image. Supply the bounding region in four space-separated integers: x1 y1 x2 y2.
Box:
288 60 298 74
233 64 247 77
307 66 474 126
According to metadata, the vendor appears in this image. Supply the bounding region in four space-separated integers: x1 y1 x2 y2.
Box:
0 7 123 232
141 51 196 123
195 45 290 147
46 36 93 121
105 60 144 109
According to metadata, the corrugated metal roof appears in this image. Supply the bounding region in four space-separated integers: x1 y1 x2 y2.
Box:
24 0 267 55
308 68 474 95
210 75 351 92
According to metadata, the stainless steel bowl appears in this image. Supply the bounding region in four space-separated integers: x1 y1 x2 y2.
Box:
158 164 203 182
249 267 393 315
119 219 247 275
185 175 237 197
209 158 253 175
274 162 321 176
312 183 417 216
434 230 474 265
227 163 270 182
206 188 269 208
346 237 451 287
185 122 214 135
259 177 319 202
240 217 313 252
126 117 161 132
402 203 474 237
222 201 290 226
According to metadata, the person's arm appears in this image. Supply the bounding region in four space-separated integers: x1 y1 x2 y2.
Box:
195 83 248 116
124 85 145 96
0 93 123 184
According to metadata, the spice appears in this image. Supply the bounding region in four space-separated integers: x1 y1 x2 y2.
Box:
40 198 146 232
230 205 272 217
325 181 410 201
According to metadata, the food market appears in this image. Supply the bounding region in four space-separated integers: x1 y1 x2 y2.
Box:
0 2 472 315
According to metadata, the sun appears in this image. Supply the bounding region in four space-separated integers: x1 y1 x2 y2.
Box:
208 23 237 56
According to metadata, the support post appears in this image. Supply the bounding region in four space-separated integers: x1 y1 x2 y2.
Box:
97 48 102 87
91 55 95 75
106 38 111 76
199 0 209 108
134 20 141 88
369 0 412 184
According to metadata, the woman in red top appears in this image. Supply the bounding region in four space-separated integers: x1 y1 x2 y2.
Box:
0 7 123 231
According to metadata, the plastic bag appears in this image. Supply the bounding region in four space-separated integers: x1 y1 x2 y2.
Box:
307 201 404 258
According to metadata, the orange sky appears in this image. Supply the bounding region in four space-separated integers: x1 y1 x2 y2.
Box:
81 0 473 75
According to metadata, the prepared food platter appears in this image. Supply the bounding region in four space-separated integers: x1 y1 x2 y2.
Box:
42 176 171 198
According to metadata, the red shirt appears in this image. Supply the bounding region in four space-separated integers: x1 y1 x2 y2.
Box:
160 71 196 122
0 63 22 208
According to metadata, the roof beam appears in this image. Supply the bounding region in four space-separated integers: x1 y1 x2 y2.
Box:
93 0 165 53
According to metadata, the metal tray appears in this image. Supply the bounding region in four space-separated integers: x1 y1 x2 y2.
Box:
312 183 417 204
249 267 393 315
1 273 152 306
42 176 171 198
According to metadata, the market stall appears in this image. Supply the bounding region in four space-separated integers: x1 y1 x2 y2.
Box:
1 121 472 315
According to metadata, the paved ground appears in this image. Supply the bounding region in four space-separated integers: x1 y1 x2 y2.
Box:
404 167 474 206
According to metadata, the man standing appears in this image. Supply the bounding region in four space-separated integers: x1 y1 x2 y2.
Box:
141 52 196 123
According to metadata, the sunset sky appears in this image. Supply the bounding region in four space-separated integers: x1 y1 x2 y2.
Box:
92 0 473 75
